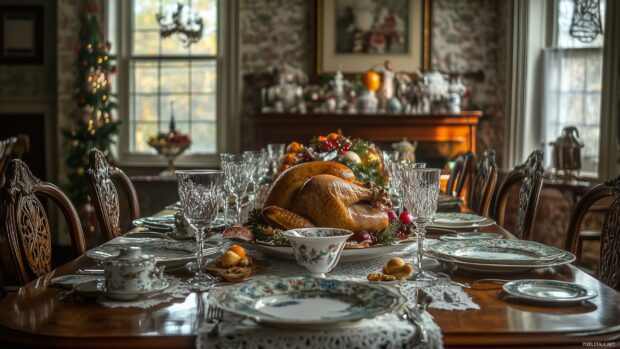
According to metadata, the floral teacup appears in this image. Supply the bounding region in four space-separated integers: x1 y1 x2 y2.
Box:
283 228 353 278
103 246 165 293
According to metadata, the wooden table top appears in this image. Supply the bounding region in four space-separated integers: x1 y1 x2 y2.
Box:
0 224 619 348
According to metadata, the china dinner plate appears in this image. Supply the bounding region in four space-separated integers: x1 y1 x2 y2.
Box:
73 278 169 301
209 277 406 328
428 239 575 274
433 213 487 225
429 215 496 229
439 232 503 241
502 280 597 304
86 237 214 268
50 274 104 288
133 216 232 232
236 239 415 263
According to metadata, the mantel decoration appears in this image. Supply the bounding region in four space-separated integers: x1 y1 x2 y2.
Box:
148 102 191 176
156 2 203 47
63 1 120 207
316 0 431 74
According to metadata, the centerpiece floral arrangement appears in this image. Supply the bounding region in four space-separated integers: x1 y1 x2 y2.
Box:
276 130 387 188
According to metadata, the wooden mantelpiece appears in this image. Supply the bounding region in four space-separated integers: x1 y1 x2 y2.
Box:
253 111 483 161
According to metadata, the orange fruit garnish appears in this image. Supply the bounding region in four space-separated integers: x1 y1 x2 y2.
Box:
282 153 298 165
228 245 246 258
362 69 381 92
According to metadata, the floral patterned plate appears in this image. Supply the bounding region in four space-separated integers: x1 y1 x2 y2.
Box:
209 277 406 328
237 239 415 263
429 213 494 229
73 278 169 301
502 280 597 304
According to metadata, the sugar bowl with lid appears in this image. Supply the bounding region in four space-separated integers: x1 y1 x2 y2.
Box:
103 246 165 293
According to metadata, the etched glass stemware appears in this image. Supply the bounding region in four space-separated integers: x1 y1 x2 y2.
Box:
175 170 224 287
243 150 268 210
266 143 286 176
400 168 440 280
391 162 427 208
220 154 252 224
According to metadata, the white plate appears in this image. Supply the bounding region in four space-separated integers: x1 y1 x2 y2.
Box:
433 213 487 225
73 278 169 301
429 217 496 229
502 279 597 304
209 277 406 328
237 239 414 263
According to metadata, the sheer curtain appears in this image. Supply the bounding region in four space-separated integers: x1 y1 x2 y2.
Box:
542 47 604 174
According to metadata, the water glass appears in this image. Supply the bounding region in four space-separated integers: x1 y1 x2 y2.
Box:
243 150 268 209
391 162 426 209
176 170 224 287
220 154 252 224
266 143 286 176
400 168 440 280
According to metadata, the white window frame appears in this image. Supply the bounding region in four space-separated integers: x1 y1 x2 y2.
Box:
505 0 618 180
107 0 239 168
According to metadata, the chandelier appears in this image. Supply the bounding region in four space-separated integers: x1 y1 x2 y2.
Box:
156 2 204 47
569 0 603 43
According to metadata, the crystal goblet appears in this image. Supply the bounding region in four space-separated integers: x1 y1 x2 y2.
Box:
220 154 252 224
175 170 224 287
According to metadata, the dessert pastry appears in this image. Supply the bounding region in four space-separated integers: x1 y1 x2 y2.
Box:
367 257 414 282
205 245 267 283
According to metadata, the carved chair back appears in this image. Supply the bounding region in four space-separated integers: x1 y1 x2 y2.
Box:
87 148 140 241
445 152 474 198
0 135 30 188
492 150 544 240
564 176 620 290
469 150 498 217
1 160 86 284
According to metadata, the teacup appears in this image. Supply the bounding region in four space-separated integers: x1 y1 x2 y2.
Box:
103 246 165 293
283 228 353 278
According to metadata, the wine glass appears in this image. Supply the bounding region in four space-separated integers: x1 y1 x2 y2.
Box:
266 143 286 176
400 168 440 280
175 170 224 287
243 150 268 210
391 161 426 210
220 154 252 224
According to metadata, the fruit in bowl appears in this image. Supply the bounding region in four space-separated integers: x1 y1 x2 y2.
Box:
148 129 191 175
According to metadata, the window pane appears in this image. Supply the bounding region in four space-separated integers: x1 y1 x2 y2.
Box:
133 95 159 122
133 30 160 55
192 61 217 93
132 122 158 153
134 0 160 30
160 94 190 130
561 54 585 91
161 61 189 93
584 94 601 126
192 94 216 121
132 61 158 93
585 53 603 91
191 122 217 153
188 0 218 55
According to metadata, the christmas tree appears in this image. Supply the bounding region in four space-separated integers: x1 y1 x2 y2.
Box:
63 2 120 207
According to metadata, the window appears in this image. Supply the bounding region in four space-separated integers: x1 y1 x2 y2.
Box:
542 0 606 175
108 0 221 159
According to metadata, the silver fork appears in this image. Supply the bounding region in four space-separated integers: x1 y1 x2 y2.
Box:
205 305 224 337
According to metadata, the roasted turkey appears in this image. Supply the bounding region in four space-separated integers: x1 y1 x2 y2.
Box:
262 161 390 233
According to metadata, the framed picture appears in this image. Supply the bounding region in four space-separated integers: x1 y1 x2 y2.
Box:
0 5 44 65
316 0 431 74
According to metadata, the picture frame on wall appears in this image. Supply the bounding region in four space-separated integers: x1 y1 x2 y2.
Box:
316 0 431 74
0 5 44 65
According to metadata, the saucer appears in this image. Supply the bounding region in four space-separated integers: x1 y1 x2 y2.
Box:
73 278 170 301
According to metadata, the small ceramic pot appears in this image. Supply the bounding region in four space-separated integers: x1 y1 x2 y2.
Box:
283 228 353 278
103 246 165 293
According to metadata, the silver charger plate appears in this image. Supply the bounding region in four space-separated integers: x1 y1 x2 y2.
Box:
86 237 217 268
502 279 597 304
73 278 169 301
209 277 406 329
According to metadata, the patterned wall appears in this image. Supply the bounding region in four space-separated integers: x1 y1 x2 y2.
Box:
239 0 508 165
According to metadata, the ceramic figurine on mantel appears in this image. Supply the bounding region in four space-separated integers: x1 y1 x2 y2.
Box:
261 64 308 113
356 68 380 113
423 66 449 113
148 101 191 175
447 76 467 113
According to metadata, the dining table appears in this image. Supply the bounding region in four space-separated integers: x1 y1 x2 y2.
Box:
0 205 619 349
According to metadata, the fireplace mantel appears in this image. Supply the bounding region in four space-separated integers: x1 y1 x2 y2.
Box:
252 111 483 162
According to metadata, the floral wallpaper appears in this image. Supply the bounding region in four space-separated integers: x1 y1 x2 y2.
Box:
239 0 508 165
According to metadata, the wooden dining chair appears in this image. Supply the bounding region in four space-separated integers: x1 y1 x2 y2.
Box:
0 135 29 188
564 175 620 290
492 150 544 240
445 151 474 198
469 150 498 217
87 148 140 241
1 159 86 284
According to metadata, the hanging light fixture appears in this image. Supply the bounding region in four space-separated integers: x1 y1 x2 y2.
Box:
156 2 204 47
569 0 603 43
